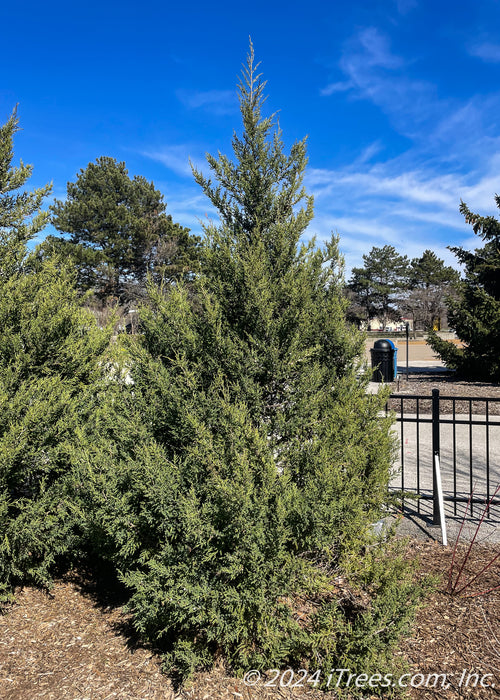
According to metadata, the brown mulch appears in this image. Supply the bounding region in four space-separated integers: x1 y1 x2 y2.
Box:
387 374 500 415
400 539 500 699
0 570 172 700
1 541 499 699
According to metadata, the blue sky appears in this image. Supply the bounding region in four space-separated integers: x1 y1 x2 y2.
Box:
2 0 500 275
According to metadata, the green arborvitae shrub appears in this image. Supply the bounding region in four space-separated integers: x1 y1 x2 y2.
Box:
0 109 111 600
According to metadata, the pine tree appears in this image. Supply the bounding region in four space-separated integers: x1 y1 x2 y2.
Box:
80 45 426 685
0 109 111 600
428 196 500 379
348 245 410 328
45 156 200 303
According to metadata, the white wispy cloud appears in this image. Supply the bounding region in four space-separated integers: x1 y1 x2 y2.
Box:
469 42 500 63
329 28 443 137
355 141 384 164
141 145 205 179
354 27 404 69
314 24 500 273
305 149 500 274
320 80 354 96
176 89 238 115
307 165 459 209
322 26 500 167
326 29 496 168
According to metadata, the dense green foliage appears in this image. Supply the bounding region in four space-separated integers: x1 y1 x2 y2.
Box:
428 196 500 380
67 47 427 691
0 109 111 600
1 63 428 695
45 156 200 303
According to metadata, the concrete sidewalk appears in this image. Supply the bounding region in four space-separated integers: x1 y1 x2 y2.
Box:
386 400 499 544
389 501 500 544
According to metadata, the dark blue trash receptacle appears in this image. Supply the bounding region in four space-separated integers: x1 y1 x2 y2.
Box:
371 339 397 382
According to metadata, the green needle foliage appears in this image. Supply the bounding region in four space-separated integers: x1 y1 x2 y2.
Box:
45 156 200 303
0 109 111 600
75 45 426 692
0 108 51 268
428 196 500 380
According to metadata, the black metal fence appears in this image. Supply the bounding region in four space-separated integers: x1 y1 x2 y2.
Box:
387 389 500 521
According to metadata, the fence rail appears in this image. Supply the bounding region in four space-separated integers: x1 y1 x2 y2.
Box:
386 389 500 521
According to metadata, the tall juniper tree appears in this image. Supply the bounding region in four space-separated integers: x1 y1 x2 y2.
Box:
74 44 428 686
189 46 365 431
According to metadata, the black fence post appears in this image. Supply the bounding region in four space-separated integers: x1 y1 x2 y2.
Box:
432 388 440 525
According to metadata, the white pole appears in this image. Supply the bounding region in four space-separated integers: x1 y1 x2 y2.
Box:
434 454 448 546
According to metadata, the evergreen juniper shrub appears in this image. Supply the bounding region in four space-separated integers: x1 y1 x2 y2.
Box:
76 45 429 693
0 60 430 698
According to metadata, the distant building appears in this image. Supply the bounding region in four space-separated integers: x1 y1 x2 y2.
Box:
365 317 413 332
